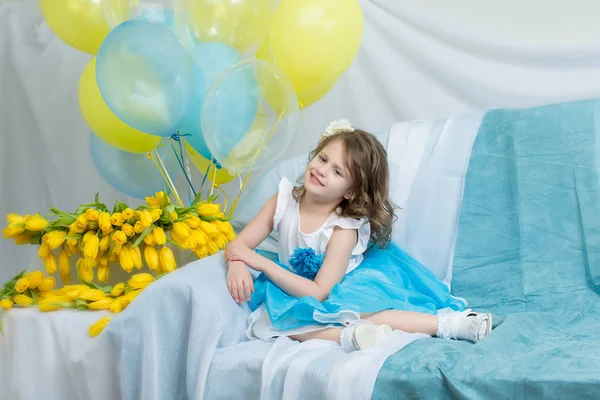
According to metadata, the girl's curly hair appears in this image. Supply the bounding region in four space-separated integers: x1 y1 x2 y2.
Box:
292 129 394 248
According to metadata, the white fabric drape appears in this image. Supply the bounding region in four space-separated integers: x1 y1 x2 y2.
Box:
3 0 600 283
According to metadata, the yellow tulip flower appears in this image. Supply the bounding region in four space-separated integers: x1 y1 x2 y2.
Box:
14 233 33 245
39 304 61 312
83 234 100 259
159 247 176 273
122 208 135 219
0 298 14 310
183 216 202 228
111 282 125 297
193 245 208 259
44 254 57 274
197 203 221 217
149 208 162 222
39 295 72 305
143 245 159 271
143 232 156 246
88 297 114 310
38 242 51 258
173 222 192 239
98 211 112 232
45 230 67 250
214 236 227 250
38 277 56 291
134 221 145 234
79 288 106 302
112 230 127 246
79 266 94 283
119 247 135 272
13 294 33 306
199 221 220 239
24 215 48 232
89 316 111 337
97 265 110 284
99 235 110 253
152 227 166 245
109 297 128 314
110 213 125 226
3 224 25 238
206 240 219 255
58 249 70 277
85 208 100 222
23 271 43 289
128 273 154 290
122 223 135 237
140 210 153 228
131 246 143 270
6 213 25 224
15 277 30 293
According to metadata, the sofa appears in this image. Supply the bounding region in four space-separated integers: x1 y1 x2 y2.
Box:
1 99 599 399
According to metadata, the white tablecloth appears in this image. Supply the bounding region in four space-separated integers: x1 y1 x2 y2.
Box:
0 308 120 400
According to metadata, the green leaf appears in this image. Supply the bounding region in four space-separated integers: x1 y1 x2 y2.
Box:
160 205 176 224
75 205 91 215
28 232 43 245
114 201 128 213
29 289 39 304
95 192 99 203
132 225 155 247
191 191 204 206
75 298 89 310
166 237 186 250
199 215 232 222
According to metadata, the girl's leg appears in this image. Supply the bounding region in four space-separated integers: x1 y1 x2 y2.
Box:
362 310 438 335
290 328 343 344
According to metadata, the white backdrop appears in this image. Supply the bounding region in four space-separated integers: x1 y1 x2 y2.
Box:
2 0 600 282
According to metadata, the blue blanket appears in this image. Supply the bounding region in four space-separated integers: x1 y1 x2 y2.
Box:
372 100 600 399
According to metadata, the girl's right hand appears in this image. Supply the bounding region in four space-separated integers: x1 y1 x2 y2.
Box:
226 261 254 304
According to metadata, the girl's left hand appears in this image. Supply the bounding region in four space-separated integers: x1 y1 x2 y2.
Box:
226 244 263 271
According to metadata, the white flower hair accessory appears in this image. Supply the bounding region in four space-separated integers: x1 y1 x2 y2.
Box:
321 119 355 140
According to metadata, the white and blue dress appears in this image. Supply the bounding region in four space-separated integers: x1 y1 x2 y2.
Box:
246 178 465 340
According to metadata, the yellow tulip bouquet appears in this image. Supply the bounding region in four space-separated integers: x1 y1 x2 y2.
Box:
1 191 236 335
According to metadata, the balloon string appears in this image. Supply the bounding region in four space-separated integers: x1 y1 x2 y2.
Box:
210 162 218 197
149 149 184 207
200 162 211 191
170 133 197 202
227 172 251 218
180 138 195 205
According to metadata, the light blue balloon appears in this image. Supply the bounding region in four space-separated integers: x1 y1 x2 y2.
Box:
96 19 195 137
136 7 175 28
90 133 179 199
201 62 260 161
179 43 250 160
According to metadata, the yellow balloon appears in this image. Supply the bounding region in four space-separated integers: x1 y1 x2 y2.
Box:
179 0 276 54
186 143 236 185
40 0 128 54
79 59 160 153
258 0 363 107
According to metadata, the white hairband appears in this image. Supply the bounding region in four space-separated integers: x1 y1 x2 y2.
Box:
320 119 355 140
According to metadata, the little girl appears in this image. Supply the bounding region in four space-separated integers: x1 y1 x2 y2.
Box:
225 120 492 350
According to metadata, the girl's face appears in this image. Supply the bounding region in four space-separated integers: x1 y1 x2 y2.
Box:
303 139 354 204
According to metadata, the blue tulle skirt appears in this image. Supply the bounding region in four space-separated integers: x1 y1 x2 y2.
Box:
248 243 466 331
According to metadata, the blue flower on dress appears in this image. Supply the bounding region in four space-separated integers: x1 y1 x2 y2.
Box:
289 247 324 281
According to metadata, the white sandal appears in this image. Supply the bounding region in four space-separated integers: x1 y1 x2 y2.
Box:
349 322 392 350
438 309 493 343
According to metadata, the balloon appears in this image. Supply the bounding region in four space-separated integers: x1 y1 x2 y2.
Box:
91 134 179 199
40 0 127 54
175 0 277 56
257 0 363 108
179 43 244 160
96 19 195 137
202 60 299 173
185 143 235 185
79 58 160 153
104 0 175 29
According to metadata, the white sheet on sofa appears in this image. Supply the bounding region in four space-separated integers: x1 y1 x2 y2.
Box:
387 111 485 287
